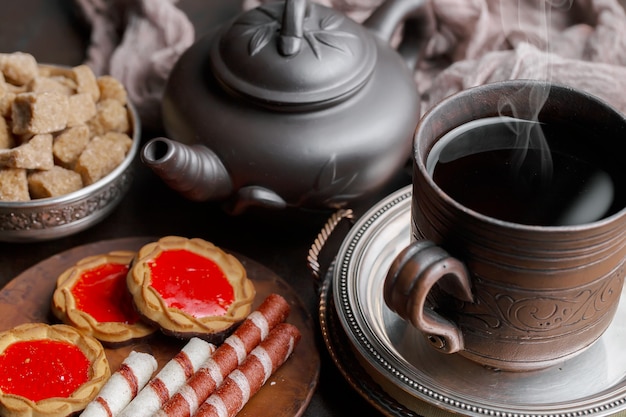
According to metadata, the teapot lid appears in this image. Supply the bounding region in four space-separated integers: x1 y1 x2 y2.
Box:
209 0 377 107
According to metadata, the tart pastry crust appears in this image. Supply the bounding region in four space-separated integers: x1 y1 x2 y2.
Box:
51 251 156 346
127 236 256 343
0 322 110 417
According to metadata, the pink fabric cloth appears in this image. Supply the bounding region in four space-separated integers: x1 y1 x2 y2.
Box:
245 0 626 117
74 0 194 129
76 0 626 128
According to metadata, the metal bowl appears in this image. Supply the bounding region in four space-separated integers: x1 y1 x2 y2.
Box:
0 103 141 242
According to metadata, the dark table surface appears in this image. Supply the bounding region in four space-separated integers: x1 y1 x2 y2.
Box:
0 1 412 416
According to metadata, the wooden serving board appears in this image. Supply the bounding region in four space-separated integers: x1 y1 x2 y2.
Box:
0 237 319 417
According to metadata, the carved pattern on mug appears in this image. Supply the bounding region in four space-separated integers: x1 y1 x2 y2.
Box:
457 268 624 336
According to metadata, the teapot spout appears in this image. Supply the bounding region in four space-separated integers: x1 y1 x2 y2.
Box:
141 137 233 202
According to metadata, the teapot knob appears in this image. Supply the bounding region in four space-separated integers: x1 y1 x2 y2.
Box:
209 0 378 106
278 0 309 56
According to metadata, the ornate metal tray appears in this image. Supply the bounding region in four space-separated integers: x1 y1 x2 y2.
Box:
328 185 626 417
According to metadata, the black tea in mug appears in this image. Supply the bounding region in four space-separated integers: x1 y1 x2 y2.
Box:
427 117 625 226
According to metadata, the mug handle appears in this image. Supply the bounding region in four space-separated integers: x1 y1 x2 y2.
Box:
384 240 474 353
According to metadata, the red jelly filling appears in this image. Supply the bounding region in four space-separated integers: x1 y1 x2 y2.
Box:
71 263 140 324
147 249 235 318
0 340 90 401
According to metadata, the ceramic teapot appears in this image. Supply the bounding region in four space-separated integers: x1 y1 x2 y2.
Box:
142 0 427 214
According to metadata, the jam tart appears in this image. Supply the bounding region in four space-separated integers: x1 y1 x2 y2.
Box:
126 236 256 343
51 250 157 347
0 322 110 417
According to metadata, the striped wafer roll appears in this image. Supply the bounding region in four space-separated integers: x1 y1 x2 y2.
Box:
80 351 158 417
155 293 290 417
118 338 216 417
193 323 301 417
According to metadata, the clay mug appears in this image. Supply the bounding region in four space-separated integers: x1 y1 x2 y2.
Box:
384 80 626 372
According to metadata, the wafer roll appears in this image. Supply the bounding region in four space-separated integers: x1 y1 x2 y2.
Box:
80 351 158 417
118 338 216 417
193 323 301 417
155 293 290 417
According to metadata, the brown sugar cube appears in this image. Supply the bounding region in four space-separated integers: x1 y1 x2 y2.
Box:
38 64 72 78
67 93 97 127
0 91 15 118
72 65 100 102
11 91 69 135
0 117 15 149
54 74 78 92
28 75 75 96
0 168 29 201
28 165 83 198
5 83 27 94
0 133 54 170
43 64 99 101
87 98 130 136
97 75 127 105
53 125 90 167
0 73 25 100
75 132 132 185
38 66 78 89
0 72 7 96
0 52 38 86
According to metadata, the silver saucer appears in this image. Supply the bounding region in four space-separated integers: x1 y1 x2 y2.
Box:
330 185 626 417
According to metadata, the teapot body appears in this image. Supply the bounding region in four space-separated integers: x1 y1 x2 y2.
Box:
148 0 427 213
161 29 418 210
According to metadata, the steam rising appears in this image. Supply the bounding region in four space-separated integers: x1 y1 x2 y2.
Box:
429 0 616 226
496 0 574 184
